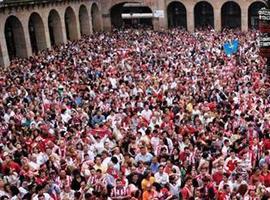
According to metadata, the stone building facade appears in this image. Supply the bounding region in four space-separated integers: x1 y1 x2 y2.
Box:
0 0 266 66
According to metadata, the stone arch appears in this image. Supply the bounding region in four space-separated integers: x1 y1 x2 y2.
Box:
221 1 241 29
28 12 47 53
248 1 266 29
48 9 64 46
65 6 79 40
5 15 27 60
194 1 214 29
167 1 187 29
79 4 91 35
110 2 153 29
91 3 102 32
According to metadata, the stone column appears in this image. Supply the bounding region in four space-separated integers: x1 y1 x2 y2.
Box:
0 22 10 67
241 5 248 31
214 7 221 31
60 16 67 44
43 18 52 49
102 14 112 31
186 4 194 32
21 19 33 58
75 13 81 39
156 0 167 30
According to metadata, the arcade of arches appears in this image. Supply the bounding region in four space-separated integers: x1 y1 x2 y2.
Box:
0 0 266 67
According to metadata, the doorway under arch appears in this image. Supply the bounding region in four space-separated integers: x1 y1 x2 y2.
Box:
65 7 79 40
194 1 214 29
28 12 47 53
91 3 102 32
221 1 241 29
167 1 187 29
5 15 27 60
48 9 64 46
79 5 91 36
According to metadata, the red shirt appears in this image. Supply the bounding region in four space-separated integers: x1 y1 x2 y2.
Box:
212 171 223 185
261 171 270 187
179 152 187 163
2 161 21 174
227 159 237 172
264 139 270 150
181 186 193 200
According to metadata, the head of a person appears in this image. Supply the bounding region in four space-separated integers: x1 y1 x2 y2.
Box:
95 156 102 165
96 169 102 178
116 179 122 188
224 184 230 193
37 194 45 200
140 146 147 155
64 184 71 193
158 165 164 174
185 176 192 186
230 150 236 158
0 178 4 188
237 184 248 197
224 139 229 147
184 147 190 154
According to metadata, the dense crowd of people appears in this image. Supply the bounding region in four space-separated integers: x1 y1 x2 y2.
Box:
0 27 270 200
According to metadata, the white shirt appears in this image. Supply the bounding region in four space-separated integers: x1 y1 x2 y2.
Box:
32 193 52 200
154 172 169 185
33 152 48 166
151 136 160 150
222 145 229 157
60 190 75 200
141 109 153 122
0 190 9 198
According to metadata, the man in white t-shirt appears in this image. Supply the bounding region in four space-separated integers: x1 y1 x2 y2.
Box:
140 103 152 122
154 165 169 186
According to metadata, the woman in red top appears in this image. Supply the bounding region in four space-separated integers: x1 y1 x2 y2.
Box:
181 176 194 200
261 163 270 187
249 168 264 185
1 155 21 175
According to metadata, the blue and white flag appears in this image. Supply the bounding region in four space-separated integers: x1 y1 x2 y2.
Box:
223 39 239 56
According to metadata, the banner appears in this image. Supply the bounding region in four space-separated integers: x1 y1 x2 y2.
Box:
223 39 239 56
154 10 164 18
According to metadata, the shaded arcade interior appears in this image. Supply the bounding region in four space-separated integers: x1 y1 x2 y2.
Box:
110 2 153 29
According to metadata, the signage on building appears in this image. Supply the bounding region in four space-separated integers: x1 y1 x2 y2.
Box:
154 10 164 18
259 8 270 57
259 35 270 47
259 8 270 32
259 8 270 20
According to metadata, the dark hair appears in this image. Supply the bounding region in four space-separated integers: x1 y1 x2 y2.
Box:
0 196 9 200
237 184 248 196
111 156 118 164
10 185 20 196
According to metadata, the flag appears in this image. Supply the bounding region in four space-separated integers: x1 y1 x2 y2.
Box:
223 39 239 56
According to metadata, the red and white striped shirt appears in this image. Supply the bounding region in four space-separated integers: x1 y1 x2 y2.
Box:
110 186 130 198
56 176 72 189
87 175 107 192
